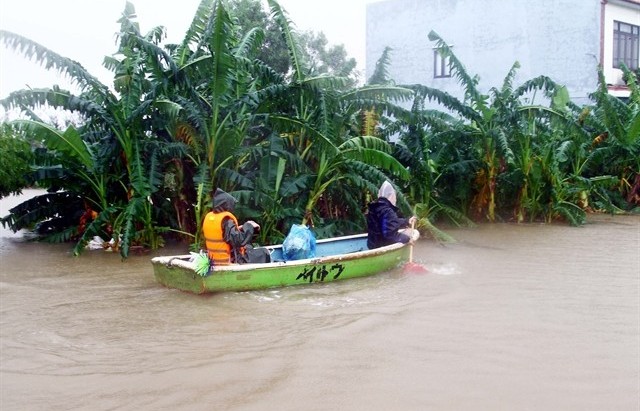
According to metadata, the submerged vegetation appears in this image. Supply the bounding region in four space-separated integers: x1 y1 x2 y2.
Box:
0 0 638 258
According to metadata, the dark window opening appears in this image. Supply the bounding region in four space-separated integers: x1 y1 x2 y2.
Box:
613 20 639 70
434 49 452 78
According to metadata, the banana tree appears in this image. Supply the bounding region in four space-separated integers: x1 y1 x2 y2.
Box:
418 31 591 223
259 3 413 231
0 118 116 244
583 65 640 209
381 85 476 240
0 4 182 256
140 0 273 247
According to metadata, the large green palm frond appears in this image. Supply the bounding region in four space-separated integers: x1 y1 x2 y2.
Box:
338 136 410 180
241 82 288 111
116 2 142 36
498 61 521 98
248 60 286 89
0 87 111 124
488 62 522 126
513 75 574 110
340 85 414 106
115 139 174 257
173 95 209 146
0 30 110 97
592 66 639 148
406 84 481 123
268 115 339 157
207 1 237 101
368 46 394 85
174 0 215 65
11 119 111 210
112 5 152 121
119 28 179 86
490 128 514 163
233 27 265 60
0 191 83 234
428 30 484 109
267 0 309 83
13 120 92 169
303 74 351 89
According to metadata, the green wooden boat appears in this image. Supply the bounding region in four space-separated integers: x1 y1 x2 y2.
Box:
151 231 419 294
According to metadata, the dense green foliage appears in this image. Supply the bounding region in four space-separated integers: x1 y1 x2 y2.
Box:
223 0 358 82
0 1 638 258
0 124 33 198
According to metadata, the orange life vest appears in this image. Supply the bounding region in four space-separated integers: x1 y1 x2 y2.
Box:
203 211 240 265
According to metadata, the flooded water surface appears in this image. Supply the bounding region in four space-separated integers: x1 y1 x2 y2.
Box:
1 191 639 410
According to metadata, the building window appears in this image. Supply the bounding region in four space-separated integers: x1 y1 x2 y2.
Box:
434 49 452 78
613 20 639 70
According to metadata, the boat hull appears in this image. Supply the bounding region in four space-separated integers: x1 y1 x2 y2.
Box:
151 233 413 294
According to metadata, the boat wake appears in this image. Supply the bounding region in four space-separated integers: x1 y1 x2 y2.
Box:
426 263 460 276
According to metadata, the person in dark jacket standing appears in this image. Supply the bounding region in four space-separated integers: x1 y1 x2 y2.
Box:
366 181 417 249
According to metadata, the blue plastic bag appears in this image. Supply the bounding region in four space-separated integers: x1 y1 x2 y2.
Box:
282 224 316 261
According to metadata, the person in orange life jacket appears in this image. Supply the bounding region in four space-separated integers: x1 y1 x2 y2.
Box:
202 188 269 264
366 180 417 249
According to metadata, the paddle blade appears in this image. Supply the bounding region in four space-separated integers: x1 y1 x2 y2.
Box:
404 261 429 275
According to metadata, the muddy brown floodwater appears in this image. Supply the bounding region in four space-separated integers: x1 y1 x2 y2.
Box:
1 190 639 410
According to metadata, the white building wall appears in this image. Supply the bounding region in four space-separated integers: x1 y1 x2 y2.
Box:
366 0 603 105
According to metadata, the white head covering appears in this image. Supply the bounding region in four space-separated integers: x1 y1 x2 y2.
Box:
378 180 397 205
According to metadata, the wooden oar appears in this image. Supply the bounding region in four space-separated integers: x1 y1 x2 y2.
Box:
404 219 429 274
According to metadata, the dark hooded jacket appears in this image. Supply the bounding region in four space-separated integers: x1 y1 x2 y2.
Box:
366 197 411 249
211 189 255 262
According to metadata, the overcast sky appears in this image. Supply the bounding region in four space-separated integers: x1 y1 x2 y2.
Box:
0 0 381 101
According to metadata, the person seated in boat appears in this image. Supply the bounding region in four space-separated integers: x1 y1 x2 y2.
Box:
366 180 417 249
202 188 270 264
